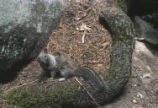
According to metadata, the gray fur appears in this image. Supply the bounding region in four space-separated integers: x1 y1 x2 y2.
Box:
37 51 106 93
37 51 75 81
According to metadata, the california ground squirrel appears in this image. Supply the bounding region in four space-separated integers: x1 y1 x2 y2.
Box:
37 51 106 93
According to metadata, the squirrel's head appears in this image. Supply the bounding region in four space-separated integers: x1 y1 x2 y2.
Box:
37 53 57 68
37 53 50 65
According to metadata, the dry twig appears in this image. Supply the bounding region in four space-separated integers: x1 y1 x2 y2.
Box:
74 77 99 106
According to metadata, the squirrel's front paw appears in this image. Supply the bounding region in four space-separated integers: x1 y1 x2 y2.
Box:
58 78 66 82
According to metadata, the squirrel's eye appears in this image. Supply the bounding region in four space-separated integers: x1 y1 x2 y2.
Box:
45 55 48 61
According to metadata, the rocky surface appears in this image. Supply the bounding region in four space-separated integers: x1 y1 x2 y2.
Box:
99 41 158 108
117 0 158 28
134 16 158 46
1 0 158 108
0 0 64 83
1 6 135 108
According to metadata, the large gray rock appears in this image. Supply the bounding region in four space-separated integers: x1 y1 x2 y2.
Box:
0 0 64 83
134 16 158 46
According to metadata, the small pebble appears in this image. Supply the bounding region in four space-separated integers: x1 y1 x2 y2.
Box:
58 78 66 82
133 84 137 87
132 99 137 104
142 73 151 79
137 92 143 99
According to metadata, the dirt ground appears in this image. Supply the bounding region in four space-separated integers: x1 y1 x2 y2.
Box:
0 0 158 108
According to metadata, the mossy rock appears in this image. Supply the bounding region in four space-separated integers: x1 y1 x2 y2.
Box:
1 7 135 108
117 0 129 12
1 81 94 108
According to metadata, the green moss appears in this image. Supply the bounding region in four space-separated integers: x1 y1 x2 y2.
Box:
117 0 129 12
100 8 134 92
2 84 80 108
104 58 116 81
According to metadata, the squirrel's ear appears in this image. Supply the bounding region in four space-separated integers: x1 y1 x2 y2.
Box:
53 51 61 56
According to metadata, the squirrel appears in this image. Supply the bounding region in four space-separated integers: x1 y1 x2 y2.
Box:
37 51 75 81
37 51 106 93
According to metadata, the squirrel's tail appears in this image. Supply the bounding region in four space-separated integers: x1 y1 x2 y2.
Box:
71 67 106 93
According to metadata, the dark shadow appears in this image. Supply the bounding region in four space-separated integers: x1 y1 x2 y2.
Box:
142 41 158 57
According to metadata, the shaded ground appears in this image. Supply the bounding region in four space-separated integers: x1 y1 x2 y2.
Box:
0 0 158 108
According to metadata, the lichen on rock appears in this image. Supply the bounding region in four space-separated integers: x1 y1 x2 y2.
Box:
2 82 81 108
0 0 64 83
